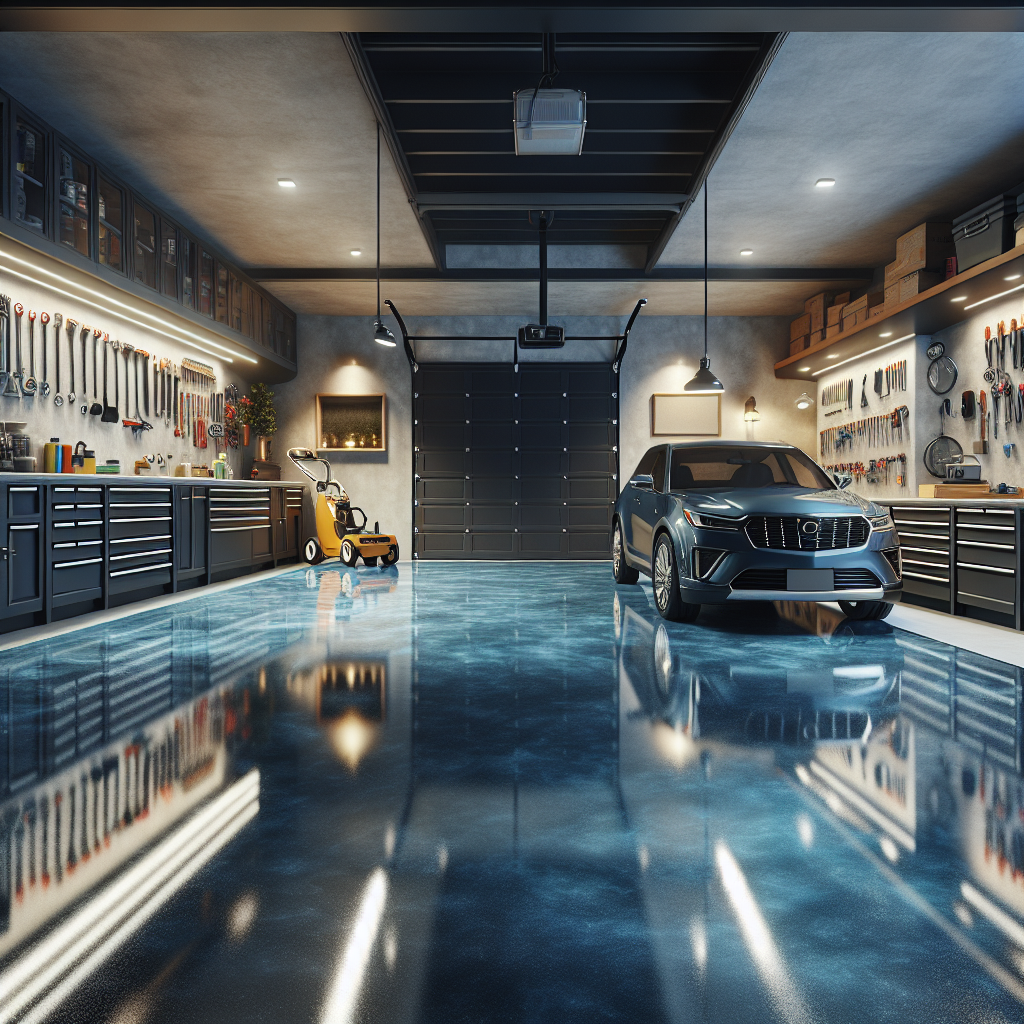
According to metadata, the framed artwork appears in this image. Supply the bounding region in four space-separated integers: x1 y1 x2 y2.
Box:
316 394 386 451
651 393 721 437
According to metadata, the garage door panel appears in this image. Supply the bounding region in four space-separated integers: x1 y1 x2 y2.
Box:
569 369 612 393
519 368 562 393
419 369 466 393
521 476 561 501
420 395 465 420
519 451 562 476
569 422 614 448
419 422 466 449
569 505 612 528
569 477 616 501
471 477 513 501
519 533 563 554
471 396 514 421
419 478 466 500
521 396 561 421
470 422 514 448
569 451 615 475
521 505 563 528
471 505 514 528
520 423 562 449
471 533 514 553
569 532 611 554
417 451 466 475
471 451 514 475
470 369 514 393
418 533 467 553
569 396 612 420
420 505 467 527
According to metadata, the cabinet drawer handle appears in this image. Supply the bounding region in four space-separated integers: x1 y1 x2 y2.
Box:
110 561 172 577
956 561 1015 575
110 487 170 492
111 516 172 523
53 540 101 549
110 534 171 544
54 557 103 568
110 548 172 561
9 486 38 492
10 524 39 531
211 525 271 533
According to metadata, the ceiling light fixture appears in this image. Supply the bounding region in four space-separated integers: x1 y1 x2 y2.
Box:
879 332 892 338
795 392 815 410
963 280 1024 311
815 178 836 188
739 248 753 256
950 295 968 303
372 124 396 348
1006 274 1021 281
514 34 586 156
277 178 296 188
684 183 724 394
826 354 838 359
743 396 760 421
811 334 914 376
350 250 362 257
798 366 811 372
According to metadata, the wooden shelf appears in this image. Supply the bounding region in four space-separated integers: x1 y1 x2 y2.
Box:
775 243 1024 380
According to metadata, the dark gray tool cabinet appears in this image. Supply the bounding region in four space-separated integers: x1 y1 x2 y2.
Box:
0 476 304 634
885 499 1024 630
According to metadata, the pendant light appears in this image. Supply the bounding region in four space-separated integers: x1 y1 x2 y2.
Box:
684 181 723 393
372 122 396 347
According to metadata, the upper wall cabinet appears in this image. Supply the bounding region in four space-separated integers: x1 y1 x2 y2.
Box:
1 91 297 374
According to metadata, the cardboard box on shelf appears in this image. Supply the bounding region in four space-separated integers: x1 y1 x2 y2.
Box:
888 222 955 284
832 292 850 307
842 308 866 332
844 294 869 315
869 304 885 318
789 336 809 356
827 304 843 328
790 312 811 341
898 269 944 304
804 292 831 332
826 322 841 338
808 328 825 345
884 283 900 307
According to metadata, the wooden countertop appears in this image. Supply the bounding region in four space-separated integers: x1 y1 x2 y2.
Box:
0 473 302 488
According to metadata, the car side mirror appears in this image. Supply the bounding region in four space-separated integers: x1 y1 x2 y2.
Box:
833 473 852 490
631 473 654 489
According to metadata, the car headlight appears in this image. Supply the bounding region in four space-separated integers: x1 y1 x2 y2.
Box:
868 512 895 532
683 509 744 530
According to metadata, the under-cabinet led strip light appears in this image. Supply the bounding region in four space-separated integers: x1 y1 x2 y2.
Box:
962 281 1024 311
0 262 236 363
0 248 258 364
811 334 915 377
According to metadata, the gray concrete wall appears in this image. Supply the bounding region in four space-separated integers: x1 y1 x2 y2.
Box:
274 313 814 555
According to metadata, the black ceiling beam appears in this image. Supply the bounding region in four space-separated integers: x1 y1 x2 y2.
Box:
5 7 1023 33
250 266 873 283
340 32 446 271
414 192 687 211
644 32 786 273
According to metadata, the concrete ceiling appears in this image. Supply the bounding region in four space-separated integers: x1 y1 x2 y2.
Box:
0 30 1022 320
0 33 435 269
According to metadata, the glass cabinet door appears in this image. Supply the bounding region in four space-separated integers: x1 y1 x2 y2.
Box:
230 273 243 333
160 219 178 298
180 235 197 310
133 200 157 289
215 263 229 324
199 249 214 316
98 177 124 272
58 146 91 257
14 116 47 234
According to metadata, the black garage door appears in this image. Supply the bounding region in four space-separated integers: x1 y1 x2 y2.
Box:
414 362 618 559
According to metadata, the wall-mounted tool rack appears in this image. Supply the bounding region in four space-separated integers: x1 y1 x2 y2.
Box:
885 499 1023 630
0 475 303 634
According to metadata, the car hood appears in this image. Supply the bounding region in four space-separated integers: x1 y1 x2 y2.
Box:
674 486 876 517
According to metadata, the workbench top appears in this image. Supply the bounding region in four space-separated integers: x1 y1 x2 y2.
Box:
0 473 302 488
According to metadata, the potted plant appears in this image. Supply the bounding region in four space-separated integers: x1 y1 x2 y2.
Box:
237 395 253 447
247 384 277 461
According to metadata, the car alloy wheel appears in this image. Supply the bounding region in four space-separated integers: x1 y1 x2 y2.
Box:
612 526 623 575
611 522 639 584
654 540 673 610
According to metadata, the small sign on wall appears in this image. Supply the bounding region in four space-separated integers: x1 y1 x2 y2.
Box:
651 393 721 437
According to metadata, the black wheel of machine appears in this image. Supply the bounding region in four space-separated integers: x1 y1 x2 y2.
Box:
363 556 378 567
340 538 359 567
839 599 893 621
304 537 324 565
381 543 399 567
653 534 700 623
612 521 640 584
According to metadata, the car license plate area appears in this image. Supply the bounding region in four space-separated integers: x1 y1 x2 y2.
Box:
787 569 834 591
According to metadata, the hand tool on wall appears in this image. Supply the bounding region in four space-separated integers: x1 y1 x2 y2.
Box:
40 311 51 397
860 374 869 408
1013 319 1020 370
141 350 150 417
10 302 25 397
53 312 63 406
102 335 118 423
23 309 38 395
79 323 90 414
66 317 77 406
961 390 975 419
0 295 10 396
134 349 152 431
121 342 138 429
89 328 103 416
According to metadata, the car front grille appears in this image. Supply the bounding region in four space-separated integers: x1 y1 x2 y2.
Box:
745 516 870 551
882 547 902 579
730 568 881 591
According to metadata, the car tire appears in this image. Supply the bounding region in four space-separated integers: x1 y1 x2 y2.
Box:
381 543 399 567
304 537 324 565
653 534 700 623
838 599 893 621
612 521 640 584
340 538 359 567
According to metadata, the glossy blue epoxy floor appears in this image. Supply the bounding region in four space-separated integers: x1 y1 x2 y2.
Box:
1 562 1023 1023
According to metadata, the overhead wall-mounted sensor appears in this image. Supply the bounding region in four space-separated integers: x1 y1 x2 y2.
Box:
514 34 586 156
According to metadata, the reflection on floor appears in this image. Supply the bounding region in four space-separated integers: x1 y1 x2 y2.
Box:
1 563 1023 1022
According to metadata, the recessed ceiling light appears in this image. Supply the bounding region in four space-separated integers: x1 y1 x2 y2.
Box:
950 295 967 302
826 354 838 359
277 178 296 188
798 366 811 372
815 178 836 188
879 332 892 337
739 248 754 256
350 250 362 256
1005 274 1021 281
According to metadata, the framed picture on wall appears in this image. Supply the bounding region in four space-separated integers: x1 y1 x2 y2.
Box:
316 394 386 451
651 393 721 437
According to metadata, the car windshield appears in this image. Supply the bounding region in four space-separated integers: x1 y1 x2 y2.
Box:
669 445 834 491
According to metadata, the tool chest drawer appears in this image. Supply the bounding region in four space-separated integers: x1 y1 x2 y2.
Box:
209 487 271 530
108 486 173 504
50 496 105 520
888 504 951 601
954 507 1019 617
7 484 41 518
51 555 103 598
108 514 173 540
51 520 103 543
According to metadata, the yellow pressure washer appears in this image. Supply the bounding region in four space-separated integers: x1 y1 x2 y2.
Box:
288 447 399 567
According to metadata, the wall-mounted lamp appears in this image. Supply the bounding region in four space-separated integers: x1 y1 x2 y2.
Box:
743 396 760 422
795 392 815 410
